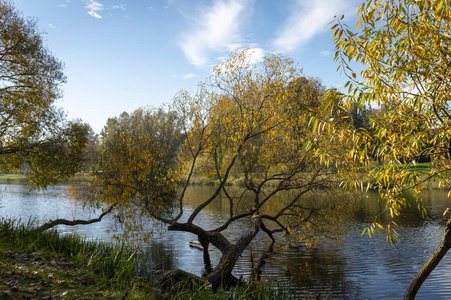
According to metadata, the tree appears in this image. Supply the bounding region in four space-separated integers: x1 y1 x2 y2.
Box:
92 108 185 240
330 0 451 298
93 50 355 290
285 76 325 114
80 130 100 172
0 0 89 187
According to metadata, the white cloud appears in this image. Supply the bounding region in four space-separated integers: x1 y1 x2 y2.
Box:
273 0 353 52
85 0 104 19
88 11 102 18
245 47 265 65
57 0 69 8
180 0 253 67
215 48 266 76
319 50 331 57
183 73 196 79
112 4 126 10
86 0 102 11
48 23 58 29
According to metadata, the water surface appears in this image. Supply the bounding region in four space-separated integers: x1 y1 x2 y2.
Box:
1 184 451 299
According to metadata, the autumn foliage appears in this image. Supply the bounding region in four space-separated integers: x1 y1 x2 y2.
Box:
93 50 356 287
329 0 451 298
0 0 89 187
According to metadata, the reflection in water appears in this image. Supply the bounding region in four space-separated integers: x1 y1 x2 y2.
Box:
137 240 177 277
2 184 451 299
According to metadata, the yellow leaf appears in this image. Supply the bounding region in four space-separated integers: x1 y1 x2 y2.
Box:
436 0 444 14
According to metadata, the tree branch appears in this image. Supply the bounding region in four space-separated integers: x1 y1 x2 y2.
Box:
34 204 115 232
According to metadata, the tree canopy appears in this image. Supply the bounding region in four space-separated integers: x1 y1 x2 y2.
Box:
0 0 89 187
92 108 184 240
330 0 451 298
93 50 356 288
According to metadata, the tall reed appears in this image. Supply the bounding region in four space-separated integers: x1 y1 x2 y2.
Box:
0 218 317 299
0 218 148 284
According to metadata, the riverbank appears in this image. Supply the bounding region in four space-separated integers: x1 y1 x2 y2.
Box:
0 173 93 185
0 219 295 299
0 219 154 299
0 250 145 299
0 162 439 189
0 174 28 185
0 173 235 186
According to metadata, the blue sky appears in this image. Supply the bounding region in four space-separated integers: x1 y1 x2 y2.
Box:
13 0 360 133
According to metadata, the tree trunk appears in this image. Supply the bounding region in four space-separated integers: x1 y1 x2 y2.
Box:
404 218 451 299
205 243 242 290
168 215 263 291
206 215 262 290
199 235 212 273
154 269 208 296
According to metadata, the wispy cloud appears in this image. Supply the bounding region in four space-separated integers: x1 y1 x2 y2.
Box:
85 0 104 19
273 0 353 52
57 0 69 8
183 73 196 79
112 4 126 10
180 0 253 67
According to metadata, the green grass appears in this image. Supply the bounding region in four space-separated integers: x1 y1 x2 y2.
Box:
0 173 28 184
406 162 431 173
0 173 26 179
0 218 154 299
0 218 318 299
0 172 94 185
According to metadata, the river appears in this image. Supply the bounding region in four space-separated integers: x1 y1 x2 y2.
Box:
1 183 451 299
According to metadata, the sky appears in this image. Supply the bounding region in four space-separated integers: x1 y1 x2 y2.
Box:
13 0 360 133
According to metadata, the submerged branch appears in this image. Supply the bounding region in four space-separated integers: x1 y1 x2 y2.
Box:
252 242 274 280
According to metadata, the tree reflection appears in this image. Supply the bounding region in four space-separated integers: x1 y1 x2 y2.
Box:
66 184 92 204
356 190 451 228
278 245 361 298
136 240 177 277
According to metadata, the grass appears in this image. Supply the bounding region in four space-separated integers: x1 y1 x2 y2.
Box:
357 161 439 190
0 173 28 184
0 218 318 299
186 173 244 186
0 172 94 185
0 218 154 299
405 162 431 174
